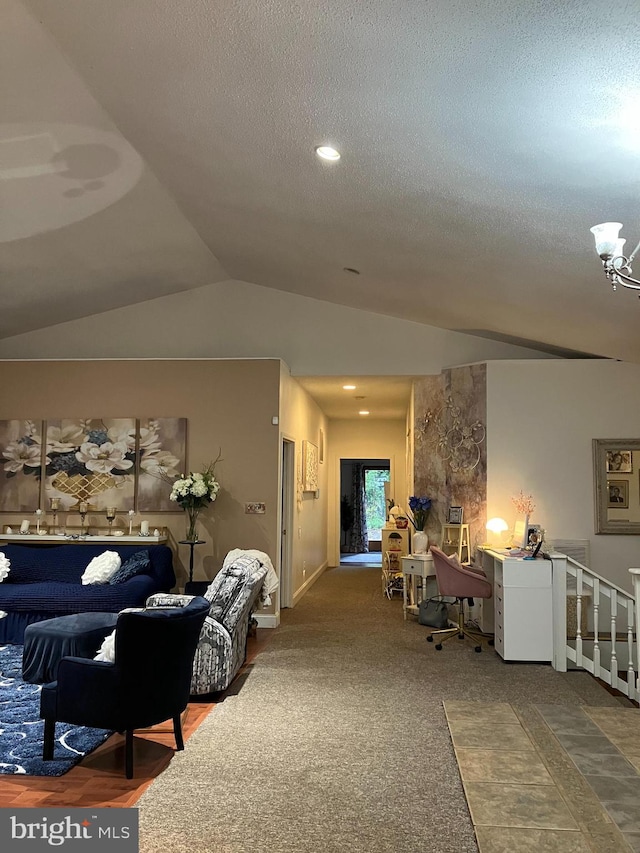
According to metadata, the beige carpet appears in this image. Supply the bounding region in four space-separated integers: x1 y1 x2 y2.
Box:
137 565 622 853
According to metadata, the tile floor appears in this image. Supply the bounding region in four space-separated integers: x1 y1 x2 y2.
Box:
444 700 640 853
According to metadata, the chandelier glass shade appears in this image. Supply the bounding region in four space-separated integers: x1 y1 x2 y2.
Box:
590 222 640 291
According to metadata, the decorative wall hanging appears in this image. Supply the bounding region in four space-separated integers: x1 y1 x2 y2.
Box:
136 418 187 512
0 417 188 513
303 440 319 491
0 420 43 511
45 418 137 510
414 396 486 472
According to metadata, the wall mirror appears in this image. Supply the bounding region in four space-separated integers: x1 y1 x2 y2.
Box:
593 438 640 534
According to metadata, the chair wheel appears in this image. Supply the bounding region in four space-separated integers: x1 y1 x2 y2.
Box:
458 633 464 639
488 638 494 646
426 635 434 642
435 643 443 650
474 645 482 653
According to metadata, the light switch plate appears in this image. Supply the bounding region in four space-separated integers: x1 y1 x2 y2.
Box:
245 502 266 514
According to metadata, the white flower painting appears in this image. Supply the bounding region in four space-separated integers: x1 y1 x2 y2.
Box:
0 420 43 511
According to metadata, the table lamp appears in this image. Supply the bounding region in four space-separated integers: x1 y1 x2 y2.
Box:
485 517 509 547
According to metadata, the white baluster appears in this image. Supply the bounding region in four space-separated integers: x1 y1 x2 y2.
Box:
631 569 640 702
593 577 600 679
627 599 635 699
576 568 583 666
610 589 618 687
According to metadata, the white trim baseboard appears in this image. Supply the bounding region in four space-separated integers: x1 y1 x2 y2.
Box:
254 613 279 628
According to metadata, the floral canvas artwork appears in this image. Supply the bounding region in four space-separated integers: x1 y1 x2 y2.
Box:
0 420 43 511
136 418 186 512
44 418 137 511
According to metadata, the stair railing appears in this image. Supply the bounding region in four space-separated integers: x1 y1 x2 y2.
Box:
553 553 639 702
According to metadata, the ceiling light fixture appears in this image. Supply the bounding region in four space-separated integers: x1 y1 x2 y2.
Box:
315 145 341 161
359 410 370 416
590 222 640 291
343 384 356 390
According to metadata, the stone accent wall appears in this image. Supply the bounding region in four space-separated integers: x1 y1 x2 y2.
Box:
413 364 487 550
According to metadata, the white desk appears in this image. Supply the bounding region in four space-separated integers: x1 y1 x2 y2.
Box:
401 554 436 620
477 548 553 662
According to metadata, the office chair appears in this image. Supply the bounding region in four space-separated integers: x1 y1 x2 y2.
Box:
40 596 210 778
427 546 493 653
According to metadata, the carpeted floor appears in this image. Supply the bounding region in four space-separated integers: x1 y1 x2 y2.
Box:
136 565 622 853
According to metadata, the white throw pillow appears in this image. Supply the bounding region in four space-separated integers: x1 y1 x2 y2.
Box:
94 629 116 662
81 551 122 585
0 552 10 583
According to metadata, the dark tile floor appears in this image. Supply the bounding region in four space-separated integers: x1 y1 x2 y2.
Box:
445 700 640 853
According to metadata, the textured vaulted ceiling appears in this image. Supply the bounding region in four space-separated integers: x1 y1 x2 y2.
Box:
3 1 640 361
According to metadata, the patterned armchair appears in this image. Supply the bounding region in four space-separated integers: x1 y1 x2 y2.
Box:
147 552 269 695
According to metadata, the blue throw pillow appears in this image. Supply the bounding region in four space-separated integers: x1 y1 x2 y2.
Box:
109 550 151 585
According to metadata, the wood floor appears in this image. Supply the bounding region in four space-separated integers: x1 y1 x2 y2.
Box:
0 630 270 808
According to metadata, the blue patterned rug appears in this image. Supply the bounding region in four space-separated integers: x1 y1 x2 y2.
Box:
0 644 112 776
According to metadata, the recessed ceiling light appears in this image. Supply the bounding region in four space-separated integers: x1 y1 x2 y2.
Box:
343 384 356 390
359 410 370 416
315 145 341 161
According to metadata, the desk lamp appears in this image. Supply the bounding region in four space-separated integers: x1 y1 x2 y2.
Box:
485 517 509 547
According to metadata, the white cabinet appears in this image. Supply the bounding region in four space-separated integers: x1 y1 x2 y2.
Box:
478 548 553 662
381 526 410 556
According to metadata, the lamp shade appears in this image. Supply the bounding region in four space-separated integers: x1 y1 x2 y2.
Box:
590 222 623 259
486 517 508 534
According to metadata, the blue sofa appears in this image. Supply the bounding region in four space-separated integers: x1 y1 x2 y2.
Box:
0 543 176 644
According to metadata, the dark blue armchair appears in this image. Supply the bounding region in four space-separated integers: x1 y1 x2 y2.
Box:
40 596 210 778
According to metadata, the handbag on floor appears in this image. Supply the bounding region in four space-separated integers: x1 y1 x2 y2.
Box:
418 596 450 628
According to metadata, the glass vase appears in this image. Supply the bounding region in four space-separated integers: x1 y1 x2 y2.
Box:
185 507 200 542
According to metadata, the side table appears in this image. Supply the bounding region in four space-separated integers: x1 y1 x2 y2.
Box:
178 539 206 588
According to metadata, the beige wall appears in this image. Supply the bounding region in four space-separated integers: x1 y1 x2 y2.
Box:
0 359 282 591
327 419 408 566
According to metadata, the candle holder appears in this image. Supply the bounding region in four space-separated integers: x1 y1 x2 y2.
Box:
35 508 43 534
78 501 88 537
106 506 117 535
50 497 60 535
128 510 135 536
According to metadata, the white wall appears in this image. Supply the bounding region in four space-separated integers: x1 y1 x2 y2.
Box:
487 360 640 592
327 419 408 566
0 279 553 373
278 365 328 602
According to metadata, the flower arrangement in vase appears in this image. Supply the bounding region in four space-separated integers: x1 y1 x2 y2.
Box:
169 455 221 541
408 495 432 554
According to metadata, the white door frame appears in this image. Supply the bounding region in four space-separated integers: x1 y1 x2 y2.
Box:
279 436 295 609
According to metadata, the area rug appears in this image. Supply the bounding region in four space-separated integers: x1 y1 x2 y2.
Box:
0 644 112 776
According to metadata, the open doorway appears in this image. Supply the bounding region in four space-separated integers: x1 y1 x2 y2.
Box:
340 459 390 566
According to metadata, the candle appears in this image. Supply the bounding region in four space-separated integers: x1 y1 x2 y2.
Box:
20 520 30 534
140 520 149 536
50 498 60 510
79 501 88 514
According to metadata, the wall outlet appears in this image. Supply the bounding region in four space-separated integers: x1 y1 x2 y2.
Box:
245 502 266 514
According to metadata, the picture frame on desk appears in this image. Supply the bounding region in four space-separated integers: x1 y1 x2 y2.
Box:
447 506 463 524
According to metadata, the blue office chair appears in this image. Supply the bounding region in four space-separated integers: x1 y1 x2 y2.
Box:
40 596 210 778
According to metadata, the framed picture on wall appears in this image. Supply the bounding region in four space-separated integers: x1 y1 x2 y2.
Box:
606 450 633 473
607 480 629 509
447 506 463 524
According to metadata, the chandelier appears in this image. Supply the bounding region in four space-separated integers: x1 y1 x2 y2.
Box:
590 222 640 292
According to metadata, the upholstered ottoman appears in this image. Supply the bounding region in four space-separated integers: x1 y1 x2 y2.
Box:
22 612 119 684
